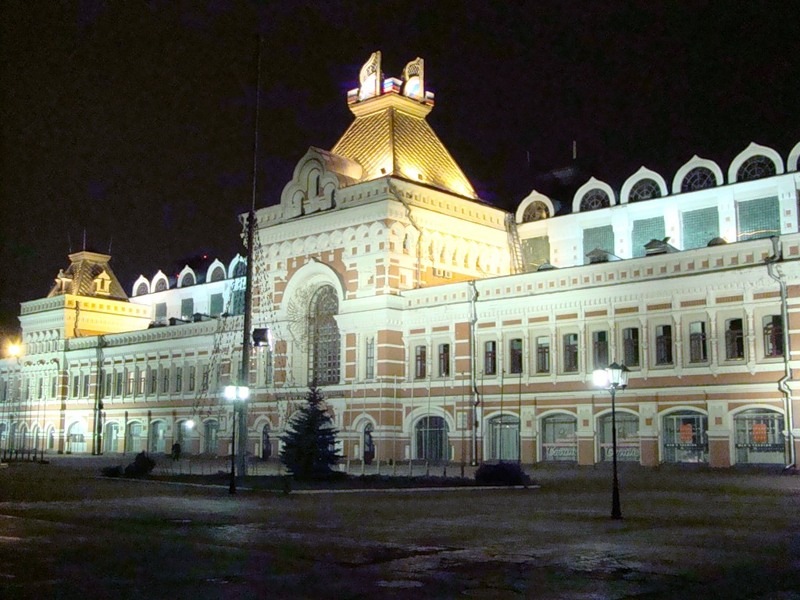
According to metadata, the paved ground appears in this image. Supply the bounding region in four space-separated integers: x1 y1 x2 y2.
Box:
1 456 799 599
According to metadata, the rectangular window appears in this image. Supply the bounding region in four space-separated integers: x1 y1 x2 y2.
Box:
231 289 246 316
72 375 79 398
181 298 194 320
689 321 708 363
737 196 779 241
161 368 170 394
583 225 614 264
209 293 224 317
623 327 640 367
175 367 183 393
682 207 719 250
655 325 673 365
484 341 497 376
592 331 609 369
114 371 123 396
263 350 273 385
365 337 375 380
725 318 744 360
438 343 450 377
202 367 209 390
414 345 427 379
126 370 135 395
509 338 523 374
155 302 167 320
137 369 146 394
104 373 112 397
764 315 784 357
188 366 196 391
521 236 551 270
536 336 550 373
82 374 90 397
52 376 58 399
632 216 666 258
149 369 158 394
563 333 579 372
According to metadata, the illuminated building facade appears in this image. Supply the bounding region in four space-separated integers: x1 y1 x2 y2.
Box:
2 53 800 468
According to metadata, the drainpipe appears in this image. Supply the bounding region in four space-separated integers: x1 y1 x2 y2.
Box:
765 236 795 467
468 280 480 465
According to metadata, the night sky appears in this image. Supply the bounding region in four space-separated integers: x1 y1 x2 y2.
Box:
2 1 798 336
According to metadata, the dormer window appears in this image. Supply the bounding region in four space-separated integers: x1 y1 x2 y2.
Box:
56 269 73 293
93 270 112 296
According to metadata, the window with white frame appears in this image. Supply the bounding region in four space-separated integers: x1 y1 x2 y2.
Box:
689 321 708 363
623 327 640 367
563 333 579 372
438 343 450 377
161 368 170 393
484 340 497 376
536 336 550 373
655 324 673 365
592 331 608 370
763 315 784 358
414 345 427 379
508 338 523 374
725 318 744 360
365 337 375 380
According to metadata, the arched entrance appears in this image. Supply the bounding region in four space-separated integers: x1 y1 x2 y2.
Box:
734 409 785 464
261 423 272 460
104 422 119 453
662 411 708 463
488 414 520 461
363 423 375 465
203 419 219 455
149 421 166 453
541 413 577 461
415 416 449 461
47 427 56 451
598 412 640 462
126 422 143 454
66 422 87 454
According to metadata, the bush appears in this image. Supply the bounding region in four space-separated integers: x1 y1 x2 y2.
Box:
474 462 531 486
123 451 156 478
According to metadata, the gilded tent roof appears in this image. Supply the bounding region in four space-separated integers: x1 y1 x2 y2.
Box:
47 251 129 300
331 94 478 200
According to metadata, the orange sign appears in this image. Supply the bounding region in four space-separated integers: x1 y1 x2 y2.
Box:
752 423 767 444
679 423 694 443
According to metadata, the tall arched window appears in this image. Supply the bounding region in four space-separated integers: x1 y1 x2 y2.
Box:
629 179 661 202
309 285 340 385
579 189 610 211
415 416 448 461
681 167 716 192
522 201 550 221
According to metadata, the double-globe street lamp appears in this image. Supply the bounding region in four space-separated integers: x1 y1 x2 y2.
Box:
592 362 630 520
224 385 250 495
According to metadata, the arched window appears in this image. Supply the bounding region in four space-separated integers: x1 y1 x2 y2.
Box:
149 421 166 453
734 409 784 465
628 179 662 202
309 285 340 385
415 416 448 461
522 201 550 222
541 414 577 461
233 261 246 278
737 155 776 182
680 167 717 192
579 189 610 212
598 413 639 462
488 414 519 461
363 423 375 464
135 282 149 296
203 420 219 454
662 411 707 463
180 273 195 287
210 266 225 282
261 423 271 460
154 279 168 292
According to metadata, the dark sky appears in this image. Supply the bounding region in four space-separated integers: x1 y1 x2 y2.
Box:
2 1 798 336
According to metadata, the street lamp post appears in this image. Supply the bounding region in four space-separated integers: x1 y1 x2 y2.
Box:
592 362 629 520
225 385 250 495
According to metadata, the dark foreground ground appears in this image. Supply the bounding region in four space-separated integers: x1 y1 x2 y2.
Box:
1 457 799 599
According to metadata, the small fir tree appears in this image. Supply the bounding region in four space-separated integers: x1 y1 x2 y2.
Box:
280 385 341 479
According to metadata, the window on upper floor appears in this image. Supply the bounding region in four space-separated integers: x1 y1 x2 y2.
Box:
438 343 450 377
629 179 662 202
763 315 784 358
175 367 183 393
82 374 90 397
737 197 780 242
72 375 79 398
563 333 579 373
309 285 340 386
689 321 708 363
155 303 167 320
161 368 170 394
181 298 194 320
114 371 123 396
135 282 149 296
210 293 224 317
623 327 640 367
365 337 375 380
655 325 673 365
210 266 225 282
415 345 427 379
682 207 719 250
592 331 608 370
154 279 168 292
484 341 497 376
579 189 610 212
149 369 157 394
737 155 777 182
725 318 745 360
681 167 717 192
188 366 197 391
536 336 550 374
180 272 195 287
508 338 523 375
